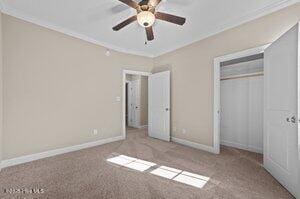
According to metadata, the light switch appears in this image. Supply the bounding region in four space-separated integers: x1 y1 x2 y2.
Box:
116 96 121 102
93 129 98 135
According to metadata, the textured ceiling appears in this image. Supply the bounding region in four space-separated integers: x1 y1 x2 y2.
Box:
0 0 298 57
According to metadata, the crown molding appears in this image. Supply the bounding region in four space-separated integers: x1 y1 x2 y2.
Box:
0 5 155 58
0 0 299 58
151 0 300 57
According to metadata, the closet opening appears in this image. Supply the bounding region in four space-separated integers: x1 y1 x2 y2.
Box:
220 53 264 154
213 45 269 155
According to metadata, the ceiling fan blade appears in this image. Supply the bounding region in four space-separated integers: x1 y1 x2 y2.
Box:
113 15 137 31
149 0 162 7
155 12 186 25
145 27 154 41
118 0 139 9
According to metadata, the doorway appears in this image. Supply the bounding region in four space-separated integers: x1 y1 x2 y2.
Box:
122 70 151 138
126 74 148 130
122 70 171 141
220 53 264 154
213 45 269 154
214 23 300 198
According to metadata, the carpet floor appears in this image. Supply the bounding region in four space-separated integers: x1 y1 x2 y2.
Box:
0 128 294 199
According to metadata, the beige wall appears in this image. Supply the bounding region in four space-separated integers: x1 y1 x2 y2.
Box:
2 3 300 160
2 14 153 159
0 12 3 163
153 3 300 147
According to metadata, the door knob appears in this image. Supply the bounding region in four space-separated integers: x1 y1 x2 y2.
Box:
166 108 169 111
287 116 297 123
290 116 296 123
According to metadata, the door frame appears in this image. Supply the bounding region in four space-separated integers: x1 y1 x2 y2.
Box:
213 44 270 154
126 80 130 127
122 70 151 139
127 79 141 128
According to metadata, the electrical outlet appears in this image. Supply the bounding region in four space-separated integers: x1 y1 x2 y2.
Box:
93 129 98 135
182 129 186 134
173 127 177 132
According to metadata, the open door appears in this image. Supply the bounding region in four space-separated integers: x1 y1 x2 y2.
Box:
128 80 141 128
148 71 170 142
264 23 299 198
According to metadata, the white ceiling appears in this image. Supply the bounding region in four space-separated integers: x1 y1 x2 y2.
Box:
0 0 298 57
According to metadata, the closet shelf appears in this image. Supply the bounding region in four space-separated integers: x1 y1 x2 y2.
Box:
221 72 263 81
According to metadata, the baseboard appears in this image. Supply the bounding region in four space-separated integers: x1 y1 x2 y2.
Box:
171 137 217 154
128 125 140 129
221 140 263 154
0 135 124 169
138 125 148 129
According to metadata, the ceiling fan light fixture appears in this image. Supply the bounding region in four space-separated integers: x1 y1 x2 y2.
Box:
137 11 155 27
113 0 186 41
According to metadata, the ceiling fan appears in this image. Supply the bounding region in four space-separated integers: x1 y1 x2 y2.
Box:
112 0 186 41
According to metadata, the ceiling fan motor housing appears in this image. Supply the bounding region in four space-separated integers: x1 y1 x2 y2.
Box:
112 0 186 41
138 0 150 6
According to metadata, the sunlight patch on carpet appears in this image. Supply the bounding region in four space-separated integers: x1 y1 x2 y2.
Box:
107 155 156 172
151 166 182 179
107 155 210 188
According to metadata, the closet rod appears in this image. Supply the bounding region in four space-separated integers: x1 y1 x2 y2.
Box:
221 72 264 81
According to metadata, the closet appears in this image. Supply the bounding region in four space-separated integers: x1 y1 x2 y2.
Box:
220 54 264 153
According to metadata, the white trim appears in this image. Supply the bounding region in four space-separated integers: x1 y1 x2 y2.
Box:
0 136 124 169
152 0 299 57
123 70 151 77
122 70 151 139
138 125 148 129
221 141 263 154
127 125 140 129
221 71 264 81
297 22 300 199
298 23 300 158
171 137 218 154
213 44 270 154
1 6 154 58
1 1 298 57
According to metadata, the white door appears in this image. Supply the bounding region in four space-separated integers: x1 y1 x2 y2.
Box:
264 23 299 198
128 80 140 128
148 71 170 141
